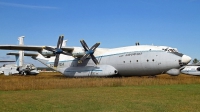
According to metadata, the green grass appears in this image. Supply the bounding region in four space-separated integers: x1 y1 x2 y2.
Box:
1 84 200 112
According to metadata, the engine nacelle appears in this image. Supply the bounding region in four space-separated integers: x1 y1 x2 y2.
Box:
72 52 85 58
71 47 86 58
40 49 55 57
166 69 180 76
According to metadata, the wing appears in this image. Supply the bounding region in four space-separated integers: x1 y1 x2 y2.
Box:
0 45 74 53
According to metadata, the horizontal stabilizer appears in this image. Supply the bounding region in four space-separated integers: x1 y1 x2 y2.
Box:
0 60 15 62
7 52 38 57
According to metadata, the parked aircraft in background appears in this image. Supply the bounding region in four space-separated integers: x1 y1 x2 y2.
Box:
0 60 15 74
180 64 200 76
0 52 39 76
0 35 191 77
0 36 39 76
4 52 39 75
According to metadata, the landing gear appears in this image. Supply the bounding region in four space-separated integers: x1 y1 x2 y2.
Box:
20 71 27 76
23 72 27 76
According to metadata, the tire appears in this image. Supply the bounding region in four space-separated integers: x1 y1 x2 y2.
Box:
23 72 27 76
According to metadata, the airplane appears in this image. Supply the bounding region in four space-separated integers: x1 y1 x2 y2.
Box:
0 36 39 76
0 60 15 74
0 52 39 76
180 63 200 76
0 35 191 77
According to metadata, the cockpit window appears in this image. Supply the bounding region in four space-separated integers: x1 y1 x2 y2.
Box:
173 49 178 52
165 49 177 52
162 48 178 52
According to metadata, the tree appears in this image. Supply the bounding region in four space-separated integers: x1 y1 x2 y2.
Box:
192 58 199 64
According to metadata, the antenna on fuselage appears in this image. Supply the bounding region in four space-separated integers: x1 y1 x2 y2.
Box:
135 42 140 46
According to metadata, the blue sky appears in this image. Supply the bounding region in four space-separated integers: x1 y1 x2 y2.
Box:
0 0 200 66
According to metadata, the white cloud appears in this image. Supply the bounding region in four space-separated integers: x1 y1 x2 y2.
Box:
0 2 58 9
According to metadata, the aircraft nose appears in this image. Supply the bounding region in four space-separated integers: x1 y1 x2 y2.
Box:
181 55 191 64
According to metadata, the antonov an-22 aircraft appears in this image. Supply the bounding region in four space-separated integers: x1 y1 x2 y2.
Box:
0 36 191 77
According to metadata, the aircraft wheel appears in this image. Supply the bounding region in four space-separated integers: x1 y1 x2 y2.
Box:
23 72 27 76
21 71 26 76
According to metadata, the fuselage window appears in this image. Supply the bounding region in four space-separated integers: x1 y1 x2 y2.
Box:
123 61 125 63
197 67 200 71
136 60 138 62
147 59 149 62
152 59 154 62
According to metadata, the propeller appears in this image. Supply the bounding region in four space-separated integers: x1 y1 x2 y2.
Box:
43 36 72 67
78 40 100 65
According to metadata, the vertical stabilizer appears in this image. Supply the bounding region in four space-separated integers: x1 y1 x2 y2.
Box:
15 55 19 66
18 36 25 66
62 40 67 47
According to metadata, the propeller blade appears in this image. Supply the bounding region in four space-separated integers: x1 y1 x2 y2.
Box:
62 51 72 56
43 36 73 67
54 54 60 67
44 46 55 52
90 54 99 65
79 40 100 64
80 40 89 51
79 53 90 63
57 36 64 49
90 43 100 51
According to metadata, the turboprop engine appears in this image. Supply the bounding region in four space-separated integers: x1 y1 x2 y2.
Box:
71 47 85 58
40 49 55 58
43 36 100 67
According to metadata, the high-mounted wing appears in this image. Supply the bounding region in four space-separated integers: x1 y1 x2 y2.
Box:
0 45 74 53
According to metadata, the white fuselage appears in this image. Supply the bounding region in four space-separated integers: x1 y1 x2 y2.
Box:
181 66 200 76
36 45 191 77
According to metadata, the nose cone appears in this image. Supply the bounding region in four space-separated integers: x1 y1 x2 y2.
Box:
181 55 191 64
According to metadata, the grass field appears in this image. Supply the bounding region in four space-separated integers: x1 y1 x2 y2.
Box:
1 73 200 112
